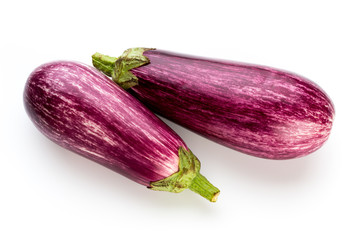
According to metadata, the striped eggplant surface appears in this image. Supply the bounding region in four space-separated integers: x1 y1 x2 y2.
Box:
93 48 335 160
24 61 219 202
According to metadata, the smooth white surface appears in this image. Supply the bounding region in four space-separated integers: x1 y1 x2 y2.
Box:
1 1 359 239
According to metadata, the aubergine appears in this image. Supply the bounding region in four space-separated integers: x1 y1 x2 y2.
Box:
24 61 219 202
92 48 335 160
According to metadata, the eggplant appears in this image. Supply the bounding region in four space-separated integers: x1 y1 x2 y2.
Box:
24 61 219 202
92 48 335 160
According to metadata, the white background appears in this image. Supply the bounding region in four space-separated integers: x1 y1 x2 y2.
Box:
1 0 359 239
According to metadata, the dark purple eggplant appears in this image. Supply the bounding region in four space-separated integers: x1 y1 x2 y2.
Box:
24 61 219 202
92 48 334 159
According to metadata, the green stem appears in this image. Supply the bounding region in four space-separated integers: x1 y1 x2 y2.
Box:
92 48 155 90
92 52 117 77
149 147 220 202
189 174 220 202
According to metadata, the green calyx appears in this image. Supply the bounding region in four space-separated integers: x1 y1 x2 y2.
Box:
92 48 155 90
149 147 220 202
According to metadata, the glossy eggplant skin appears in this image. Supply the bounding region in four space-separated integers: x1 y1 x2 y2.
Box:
23 61 185 186
126 50 334 159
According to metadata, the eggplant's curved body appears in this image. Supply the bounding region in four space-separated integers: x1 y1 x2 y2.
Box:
93 49 335 159
24 61 219 202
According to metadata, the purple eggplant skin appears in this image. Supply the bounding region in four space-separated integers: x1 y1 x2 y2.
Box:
23 61 220 202
92 49 335 160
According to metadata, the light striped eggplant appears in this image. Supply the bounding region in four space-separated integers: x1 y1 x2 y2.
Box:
92 48 335 159
23 61 219 202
